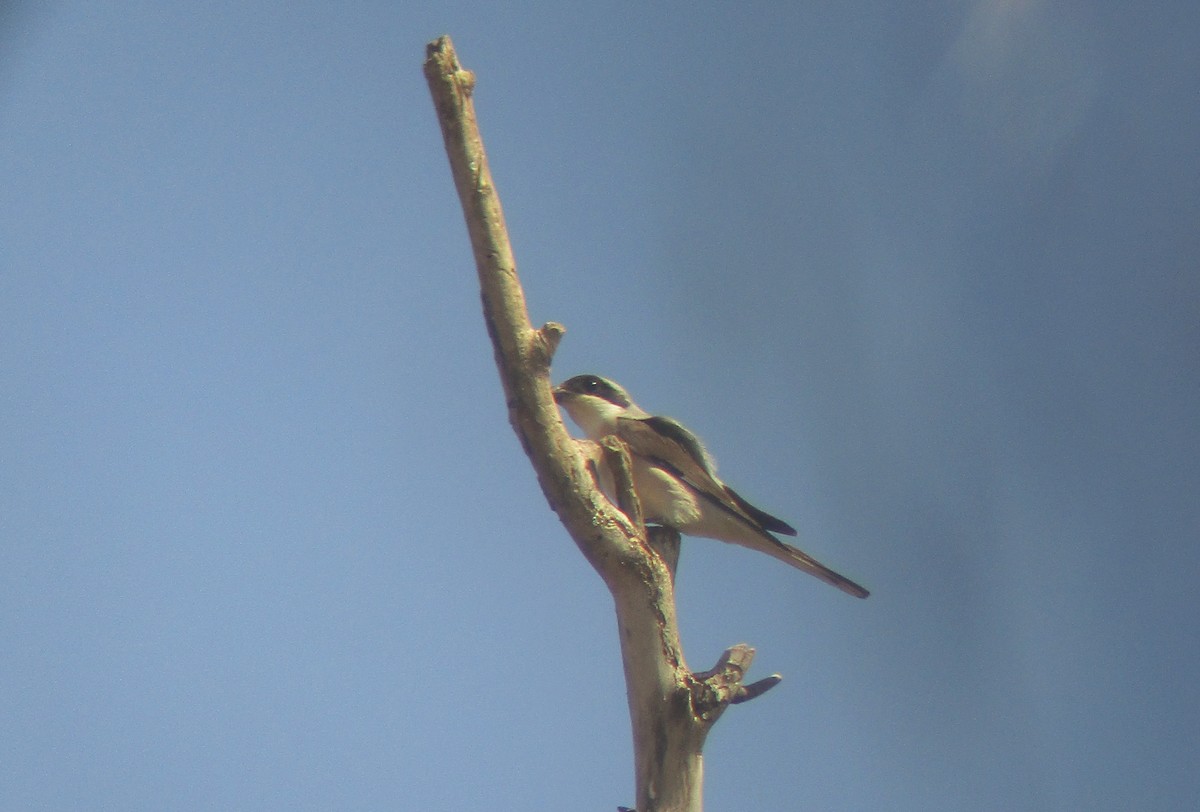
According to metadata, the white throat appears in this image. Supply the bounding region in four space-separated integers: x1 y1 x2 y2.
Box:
563 395 629 440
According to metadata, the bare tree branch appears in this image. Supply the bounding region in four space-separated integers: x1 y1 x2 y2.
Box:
424 35 777 812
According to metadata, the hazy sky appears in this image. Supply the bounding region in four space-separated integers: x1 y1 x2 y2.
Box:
2 3 1197 810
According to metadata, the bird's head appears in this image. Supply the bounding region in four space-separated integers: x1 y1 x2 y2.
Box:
553 374 640 439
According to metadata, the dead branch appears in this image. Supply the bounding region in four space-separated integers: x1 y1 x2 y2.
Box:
423 35 777 812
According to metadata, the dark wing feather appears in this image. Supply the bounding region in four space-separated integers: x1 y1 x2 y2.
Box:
616 416 728 502
723 485 798 536
637 416 717 476
617 415 793 541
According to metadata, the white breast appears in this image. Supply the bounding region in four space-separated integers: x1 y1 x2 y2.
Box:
630 458 703 529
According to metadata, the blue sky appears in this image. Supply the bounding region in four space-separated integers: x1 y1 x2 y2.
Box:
2 2 1197 810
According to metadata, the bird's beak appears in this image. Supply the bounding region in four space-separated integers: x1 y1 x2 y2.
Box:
551 385 568 404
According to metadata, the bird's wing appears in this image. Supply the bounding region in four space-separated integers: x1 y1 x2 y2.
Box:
617 415 792 538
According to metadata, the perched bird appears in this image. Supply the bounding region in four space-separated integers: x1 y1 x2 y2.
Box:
553 374 868 598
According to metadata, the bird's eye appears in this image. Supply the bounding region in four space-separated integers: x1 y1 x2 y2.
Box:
583 377 601 392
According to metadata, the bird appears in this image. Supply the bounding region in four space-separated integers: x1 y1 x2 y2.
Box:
552 374 869 598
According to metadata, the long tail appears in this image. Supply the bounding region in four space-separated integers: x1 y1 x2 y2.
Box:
680 487 870 598
772 540 870 599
